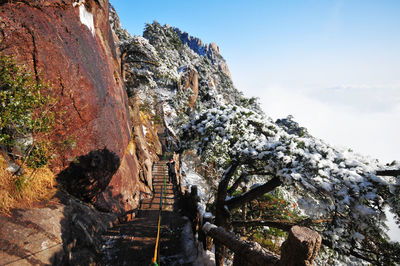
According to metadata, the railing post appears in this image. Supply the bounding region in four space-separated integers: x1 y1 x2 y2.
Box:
233 253 247 266
202 223 322 266
198 211 213 251
204 216 213 251
279 226 321 266
189 186 200 235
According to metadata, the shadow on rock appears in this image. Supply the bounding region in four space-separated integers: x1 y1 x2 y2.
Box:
46 149 124 265
57 148 120 203
49 191 119 265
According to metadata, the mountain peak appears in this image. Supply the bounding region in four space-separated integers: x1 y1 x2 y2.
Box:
174 27 231 78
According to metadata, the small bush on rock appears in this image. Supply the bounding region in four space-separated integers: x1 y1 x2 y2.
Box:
0 53 57 214
0 53 55 168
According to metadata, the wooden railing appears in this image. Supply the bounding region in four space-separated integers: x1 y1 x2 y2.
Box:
183 185 322 266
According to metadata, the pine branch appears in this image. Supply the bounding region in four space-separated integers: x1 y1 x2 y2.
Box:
376 170 400 177
322 239 376 264
231 218 332 231
227 173 246 195
227 171 273 196
225 176 282 210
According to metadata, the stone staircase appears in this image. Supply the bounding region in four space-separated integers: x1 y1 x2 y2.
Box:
140 160 174 211
100 158 188 265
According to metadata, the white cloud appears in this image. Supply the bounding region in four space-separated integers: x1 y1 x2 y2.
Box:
238 83 400 240
386 207 400 242
244 85 400 163
309 85 400 113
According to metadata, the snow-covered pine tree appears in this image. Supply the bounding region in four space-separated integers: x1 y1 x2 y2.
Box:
181 104 400 265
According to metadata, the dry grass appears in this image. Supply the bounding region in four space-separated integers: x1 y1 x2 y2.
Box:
0 155 56 215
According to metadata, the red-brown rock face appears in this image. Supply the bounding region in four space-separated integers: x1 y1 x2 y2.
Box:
0 0 138 212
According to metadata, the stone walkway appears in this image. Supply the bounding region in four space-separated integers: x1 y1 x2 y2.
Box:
101 159 189 266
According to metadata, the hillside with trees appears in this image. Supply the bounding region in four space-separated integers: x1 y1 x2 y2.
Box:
110 8 400 264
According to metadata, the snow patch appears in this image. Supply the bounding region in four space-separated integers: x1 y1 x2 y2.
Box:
41 240 50 250
181 162 210 200
6 163 20 173
202 222 217 234
203 212 213 219
73 1 95 36
193 244 215 266
181 217 198 262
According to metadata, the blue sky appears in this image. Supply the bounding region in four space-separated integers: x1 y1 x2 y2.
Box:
111 0 400 163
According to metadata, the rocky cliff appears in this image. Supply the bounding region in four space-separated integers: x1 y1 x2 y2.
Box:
0 0 160 264
175 28 232 78
0 0 159 212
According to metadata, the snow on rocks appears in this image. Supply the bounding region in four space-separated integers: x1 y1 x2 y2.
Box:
181 162 210 200
202 222 217 234
73 1 95 36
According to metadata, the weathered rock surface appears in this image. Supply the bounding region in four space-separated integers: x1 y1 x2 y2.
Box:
97 94 162 211
0 0 141 212
0 1 238 264
0 192 118 265
178 66 199 108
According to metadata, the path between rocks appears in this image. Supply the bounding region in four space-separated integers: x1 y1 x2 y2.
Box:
100 157 192 265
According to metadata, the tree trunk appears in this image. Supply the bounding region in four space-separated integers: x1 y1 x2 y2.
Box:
227 171 272 196
227 173 246 195
241 187 247 235
214 161 240 266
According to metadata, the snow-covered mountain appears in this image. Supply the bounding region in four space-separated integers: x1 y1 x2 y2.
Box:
109 5 400 265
